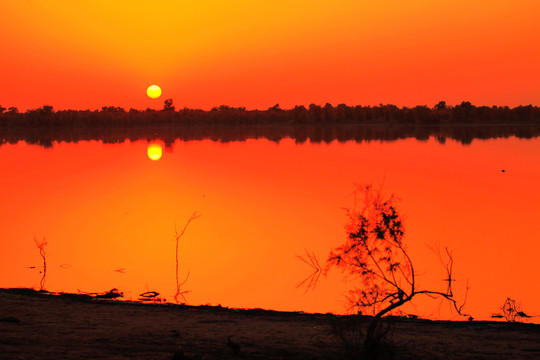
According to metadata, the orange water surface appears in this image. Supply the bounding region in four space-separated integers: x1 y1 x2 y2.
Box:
0 137 539 322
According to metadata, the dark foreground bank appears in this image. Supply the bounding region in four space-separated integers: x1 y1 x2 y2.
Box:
0 288 538 359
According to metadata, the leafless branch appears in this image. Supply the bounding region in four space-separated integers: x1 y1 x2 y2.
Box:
33 237 47 291
296 249 322 292
174 212 200 304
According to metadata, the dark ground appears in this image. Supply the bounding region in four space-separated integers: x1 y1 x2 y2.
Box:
0 289 539 359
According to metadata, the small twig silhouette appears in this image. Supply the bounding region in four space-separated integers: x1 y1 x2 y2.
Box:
296 249 322 292
175 271 192 303
174 212 200 304
500 298 531 322
139 290 165 302
33 237 47 291
428 245 470 315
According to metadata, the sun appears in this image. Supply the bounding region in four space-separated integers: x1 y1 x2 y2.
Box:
146 85 162 99
147 144 163 161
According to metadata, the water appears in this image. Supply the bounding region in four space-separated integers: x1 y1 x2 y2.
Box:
1 136 538 322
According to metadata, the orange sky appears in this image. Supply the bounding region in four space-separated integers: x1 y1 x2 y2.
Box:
0 1 539 110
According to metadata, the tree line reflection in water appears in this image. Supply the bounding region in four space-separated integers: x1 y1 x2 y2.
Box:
1 123 540 149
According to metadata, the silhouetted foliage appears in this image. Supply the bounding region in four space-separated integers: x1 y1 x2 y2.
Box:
1 102 540 147
434 101 447 111
299 185 469 359
163 99 175 111
1 102 539 128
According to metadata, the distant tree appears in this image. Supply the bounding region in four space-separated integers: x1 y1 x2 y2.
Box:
309 104 323 122
292 105 308 122
459 101 473 109
8 107 18 114
268 103 281 111
163 98 175 111
0 105 6 114
336 104 349 122
324 103 336 122
101 106 125 112
434 101 447 110
40 105 54 115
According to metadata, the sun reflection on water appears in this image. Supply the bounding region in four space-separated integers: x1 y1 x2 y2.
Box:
147 144 163 161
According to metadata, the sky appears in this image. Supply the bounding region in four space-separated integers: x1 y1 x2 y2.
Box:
0 0 539 111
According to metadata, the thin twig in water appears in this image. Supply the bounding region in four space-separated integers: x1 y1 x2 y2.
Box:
33 237 47 291
174 212 200 304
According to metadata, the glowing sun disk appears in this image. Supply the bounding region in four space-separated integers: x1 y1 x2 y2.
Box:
147 144 163 161
146 85 162 99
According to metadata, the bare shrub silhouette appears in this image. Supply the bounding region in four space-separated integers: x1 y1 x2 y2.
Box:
296 249 323 292
491 298 532 322
33 237 47 291
174 212 201 304
298 184 468 359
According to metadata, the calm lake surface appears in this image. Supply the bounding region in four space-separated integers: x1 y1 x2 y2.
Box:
1 136 538 322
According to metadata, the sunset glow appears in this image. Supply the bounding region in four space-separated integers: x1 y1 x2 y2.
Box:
1 2 540 358
0 1 538 111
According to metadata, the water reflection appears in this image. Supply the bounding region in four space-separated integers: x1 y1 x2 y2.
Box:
0 137 538 323
147 144 163 161
2 123 540 149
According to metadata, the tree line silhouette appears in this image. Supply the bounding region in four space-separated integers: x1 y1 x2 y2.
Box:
1 101 539 127
1 101 539 147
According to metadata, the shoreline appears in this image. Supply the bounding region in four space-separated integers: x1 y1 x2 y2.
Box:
1 288 539 359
